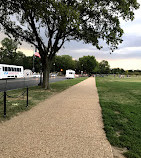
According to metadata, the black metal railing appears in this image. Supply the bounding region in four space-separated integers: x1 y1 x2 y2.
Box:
0 87 29 117
0 77 42 118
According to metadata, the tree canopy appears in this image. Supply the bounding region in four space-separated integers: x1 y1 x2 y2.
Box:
99 60 110 74
53 55 75 74
79 55 97 74
0 37 41 71
0 38 19 64
0 0 139 89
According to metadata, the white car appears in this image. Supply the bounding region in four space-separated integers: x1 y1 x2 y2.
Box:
33 74 40 78
51 73 57 77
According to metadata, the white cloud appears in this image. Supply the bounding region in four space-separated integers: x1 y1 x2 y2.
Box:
109 59 141 70
114 47 141 55
120 1 141 36
123 23 141 35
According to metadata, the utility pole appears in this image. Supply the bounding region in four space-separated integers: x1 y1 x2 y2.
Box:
32 55 35 73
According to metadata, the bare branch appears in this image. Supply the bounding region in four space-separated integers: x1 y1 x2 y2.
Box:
28 12 46 53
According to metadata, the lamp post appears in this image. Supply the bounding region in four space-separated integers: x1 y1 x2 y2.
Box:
53 63 55 73
81 64 83 76
32 56 35 73
31 45 35 73
38 63 42 86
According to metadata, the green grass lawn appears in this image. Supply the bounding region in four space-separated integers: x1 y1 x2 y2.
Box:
96 75 141 158
0 77 87 122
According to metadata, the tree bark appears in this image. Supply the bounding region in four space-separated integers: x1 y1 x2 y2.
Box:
42 57 51 90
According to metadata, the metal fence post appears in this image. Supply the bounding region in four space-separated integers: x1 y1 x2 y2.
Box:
26 87 28 107
4 91 6 117
38 70 42 86
4 79 7 92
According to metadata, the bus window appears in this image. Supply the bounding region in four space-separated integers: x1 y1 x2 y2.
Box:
3 67 4 71
17 68 19 72
14 68 16 71
20 68 21 72
5 67 8 71
8 67 11 71
12 67 14 71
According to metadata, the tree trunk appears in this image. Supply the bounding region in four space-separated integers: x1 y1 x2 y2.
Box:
42 58 51 90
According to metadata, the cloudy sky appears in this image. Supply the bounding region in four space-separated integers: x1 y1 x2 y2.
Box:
0 0 141 70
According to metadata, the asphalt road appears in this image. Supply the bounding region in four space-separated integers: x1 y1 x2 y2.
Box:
0 76 67 92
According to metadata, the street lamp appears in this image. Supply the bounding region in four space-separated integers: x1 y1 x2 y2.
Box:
31 45 35 73
38 63 42 86
81 64 83 76
53 63 55 73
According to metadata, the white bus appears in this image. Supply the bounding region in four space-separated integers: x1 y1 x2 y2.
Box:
66 69 75 79
0 64 24 79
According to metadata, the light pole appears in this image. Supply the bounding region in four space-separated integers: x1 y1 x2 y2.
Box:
32 56 35 73
81 64 83 76
53 63 55 73
38 63 42 86
31 45 35 73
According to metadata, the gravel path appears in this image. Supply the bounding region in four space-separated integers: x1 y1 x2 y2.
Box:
0 77 113 158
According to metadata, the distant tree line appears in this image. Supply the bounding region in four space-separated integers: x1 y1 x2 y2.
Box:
111 68 141 76
0 38 141 76
0 38 110 75
0 38 41 72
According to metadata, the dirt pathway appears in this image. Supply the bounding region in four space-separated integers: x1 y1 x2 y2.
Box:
0 77 113 158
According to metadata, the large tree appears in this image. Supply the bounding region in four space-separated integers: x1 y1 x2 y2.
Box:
0 38 19 64
0 0 139 89
0 37 35 69
79 55 97 74
54 55 75 74
99 60 110 74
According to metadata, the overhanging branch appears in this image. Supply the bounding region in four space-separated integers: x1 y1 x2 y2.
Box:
28 12 46 52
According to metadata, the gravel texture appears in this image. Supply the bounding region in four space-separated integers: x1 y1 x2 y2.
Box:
0 77 113 158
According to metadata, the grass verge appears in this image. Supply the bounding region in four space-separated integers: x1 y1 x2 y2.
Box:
96 76 141 158
0 77 87 122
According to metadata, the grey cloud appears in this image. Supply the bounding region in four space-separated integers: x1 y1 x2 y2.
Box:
119 35 141 48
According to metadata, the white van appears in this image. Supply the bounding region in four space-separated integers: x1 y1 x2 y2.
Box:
66 69 75 79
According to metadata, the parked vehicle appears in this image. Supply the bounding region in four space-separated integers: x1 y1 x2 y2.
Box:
51 73 57 77
0 64 24 79
33 73 40 78
66 69 75 79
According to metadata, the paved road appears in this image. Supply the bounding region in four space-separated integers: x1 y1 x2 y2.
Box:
0 77 114 158
0 76 66 92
